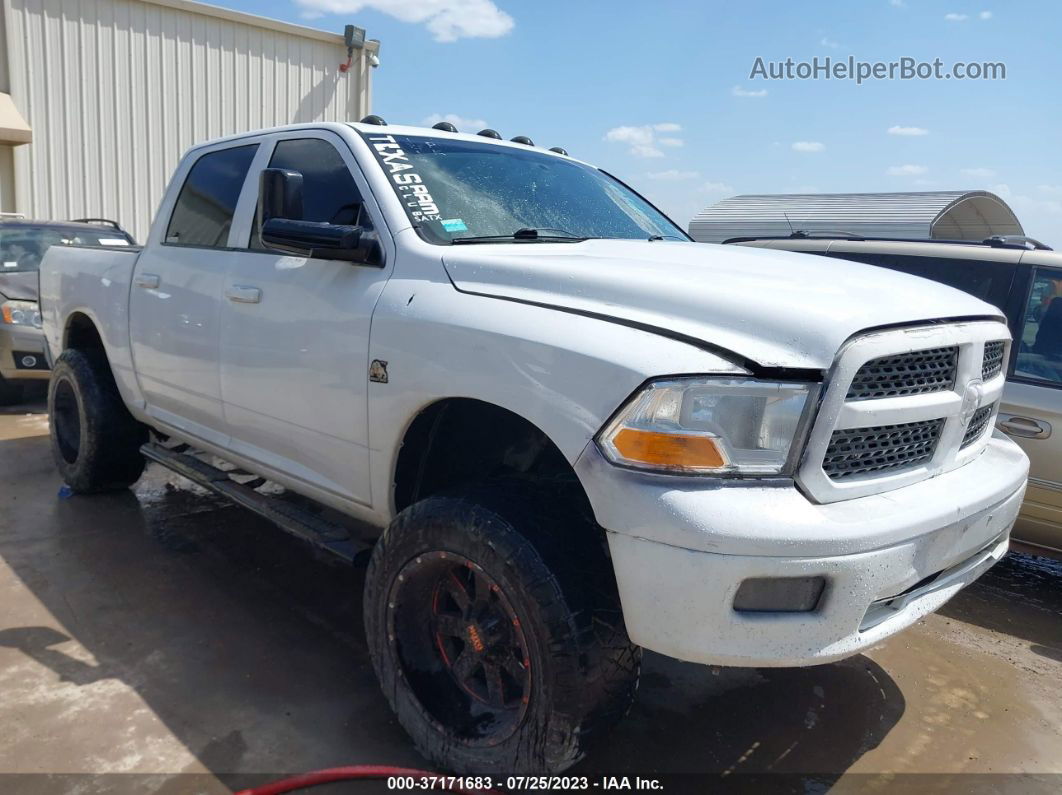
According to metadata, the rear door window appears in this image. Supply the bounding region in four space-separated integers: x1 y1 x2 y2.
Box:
1016 267 1062 386
166 144 258 248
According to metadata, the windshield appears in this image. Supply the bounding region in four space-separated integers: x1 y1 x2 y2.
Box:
360 133 687 245
0 225 132 272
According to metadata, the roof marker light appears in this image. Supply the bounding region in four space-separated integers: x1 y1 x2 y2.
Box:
431 121 458 132
477 129 502 139
360 114 387 125
549 147 569 155
510 136 534 146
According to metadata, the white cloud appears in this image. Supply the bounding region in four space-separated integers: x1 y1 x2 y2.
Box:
792 141 825 153
702 181 735 195
421 113 488 132
820 36 843 48
945 12 969 20
961 167 997 178
732 85 768 98
980 10 993 19
888 164 928 175
294 0 514 42
647 169 700 181
604 124 685 158
991 184 1062 246
888 125 929 136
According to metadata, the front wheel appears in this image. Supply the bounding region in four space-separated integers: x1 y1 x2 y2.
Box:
364 483 641 774
48 349 147 493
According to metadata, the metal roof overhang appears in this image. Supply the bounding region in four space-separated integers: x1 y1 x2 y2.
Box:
0 93 31 145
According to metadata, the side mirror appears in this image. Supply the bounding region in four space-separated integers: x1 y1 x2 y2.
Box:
261 218 382 265
257 167 381 265
259 168 304 225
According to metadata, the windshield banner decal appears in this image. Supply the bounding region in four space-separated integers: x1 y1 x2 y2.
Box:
363 134 441 224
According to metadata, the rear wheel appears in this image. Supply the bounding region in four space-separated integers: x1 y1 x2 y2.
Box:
48 349 147 493
0 373 25 406
364 482 641 774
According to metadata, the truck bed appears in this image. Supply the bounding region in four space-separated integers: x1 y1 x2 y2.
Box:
39 243 142 403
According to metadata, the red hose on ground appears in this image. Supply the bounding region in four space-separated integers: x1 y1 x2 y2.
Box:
235 765 498 795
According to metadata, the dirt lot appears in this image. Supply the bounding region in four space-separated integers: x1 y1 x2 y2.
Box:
1 402 1060 794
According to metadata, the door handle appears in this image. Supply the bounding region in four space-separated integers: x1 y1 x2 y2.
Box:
225 285 262 304
134 273 160 289
996 414 1052 439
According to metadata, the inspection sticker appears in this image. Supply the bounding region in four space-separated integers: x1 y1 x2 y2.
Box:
440 219 468 233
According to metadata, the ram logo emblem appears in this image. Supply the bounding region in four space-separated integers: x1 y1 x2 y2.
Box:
959 379 984 427
369 359 389 383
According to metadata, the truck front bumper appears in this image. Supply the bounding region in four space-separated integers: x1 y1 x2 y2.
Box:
0 324 49 382
575 433 1028 667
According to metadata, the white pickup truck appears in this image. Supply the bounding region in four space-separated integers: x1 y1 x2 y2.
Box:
39 120 1029 774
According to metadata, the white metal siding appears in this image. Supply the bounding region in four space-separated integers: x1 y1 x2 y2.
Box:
4 0 374 241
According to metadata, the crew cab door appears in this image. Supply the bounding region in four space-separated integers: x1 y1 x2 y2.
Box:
218 132 390 506
129 141 260 446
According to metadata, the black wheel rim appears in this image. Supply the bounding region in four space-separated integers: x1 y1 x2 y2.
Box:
52 378 81 464
387 551 531 745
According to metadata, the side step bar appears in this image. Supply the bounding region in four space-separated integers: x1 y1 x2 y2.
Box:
141 442 371 563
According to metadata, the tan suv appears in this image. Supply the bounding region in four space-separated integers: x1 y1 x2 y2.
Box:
728 233 1061 557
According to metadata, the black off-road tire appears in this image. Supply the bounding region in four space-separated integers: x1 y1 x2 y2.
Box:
364 481 641 774
0 373 25 406
48 349 147 493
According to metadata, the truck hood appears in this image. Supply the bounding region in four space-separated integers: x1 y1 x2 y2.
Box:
0 270 39 301
442 239 1004 370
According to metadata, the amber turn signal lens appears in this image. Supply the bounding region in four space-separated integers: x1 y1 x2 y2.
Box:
611 428 727 470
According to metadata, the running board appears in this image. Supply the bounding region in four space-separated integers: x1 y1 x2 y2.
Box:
141 442 371 563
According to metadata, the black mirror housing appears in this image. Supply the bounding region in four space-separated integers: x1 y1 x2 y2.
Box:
259 168 304 226
257 167 381 265
261 218 382 265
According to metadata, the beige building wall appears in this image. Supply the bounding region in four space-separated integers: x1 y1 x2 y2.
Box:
2 0 376 239
0 3 16 213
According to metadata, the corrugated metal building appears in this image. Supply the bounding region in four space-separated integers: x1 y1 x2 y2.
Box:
689 191 1025 244
0 0 378 241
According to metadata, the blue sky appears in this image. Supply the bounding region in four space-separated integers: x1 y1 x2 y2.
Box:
211 0 1062 245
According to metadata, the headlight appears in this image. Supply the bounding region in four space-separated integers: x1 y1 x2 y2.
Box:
598 377 816 475
0 300 41 328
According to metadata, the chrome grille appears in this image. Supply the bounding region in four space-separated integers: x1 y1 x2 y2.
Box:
846 346 957 401
982 341 1005 381
822 419 944 481
961 403 995 448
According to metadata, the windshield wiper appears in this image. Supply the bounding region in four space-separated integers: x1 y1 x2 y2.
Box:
648 234 686 241
451 227 587 245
